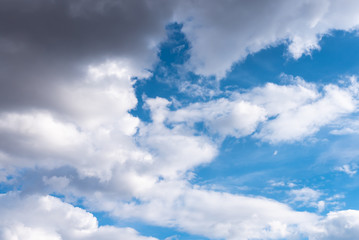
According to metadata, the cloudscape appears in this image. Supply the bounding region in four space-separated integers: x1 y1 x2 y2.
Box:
1 0 359 239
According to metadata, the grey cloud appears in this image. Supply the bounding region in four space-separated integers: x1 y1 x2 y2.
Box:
0 0 176 112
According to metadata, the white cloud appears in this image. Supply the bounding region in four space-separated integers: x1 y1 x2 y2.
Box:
111 183 321 240
0 66 220 205
29 176 355 240
289 187 322 204
169 98 267 138
0 70 357 240
268 180 285 187
287 187 343 213
0 193 157 240
161 76 358 143
241 76 319 116
255 82 357 143
175 0 359 78
138 97 218 179
311 210 359 240
0 61 146 182
335 164 357 176
3 191 357 240
330 76 359 135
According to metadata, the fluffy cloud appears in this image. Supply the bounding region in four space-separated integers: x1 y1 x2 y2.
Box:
169 98 267 138
1 1 358 183
312 210 359 240
0 78 219 202
2 191 359 240
161 76 358 143
255 80 358 143
6 0 359 86
1 63 357 240
0 1 173 136
241 76 319 116
0 193 157 240
0 61 146 182
114 184 319 240
175 0 359 78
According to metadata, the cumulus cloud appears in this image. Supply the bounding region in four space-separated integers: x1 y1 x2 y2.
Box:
0 193 157 240
255 80 358 143
161 76 359 143
0 0 180 122
0 86 219 202
0 61 147 182
169 98 267 138
175 0 359 78
1 191 358 240
312 210 359 240
0 1 358 184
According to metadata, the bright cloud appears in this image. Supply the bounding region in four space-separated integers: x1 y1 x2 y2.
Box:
0 193 157 240
160 76 359 143
175 0 359 78
169 98 267 138
312 210 359 240
114 183 320 240
256 80 358 143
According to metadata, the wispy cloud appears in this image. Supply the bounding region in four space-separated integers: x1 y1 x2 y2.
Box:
335 164 357 177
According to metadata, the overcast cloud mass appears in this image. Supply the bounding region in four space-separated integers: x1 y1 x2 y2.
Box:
2 0 359 239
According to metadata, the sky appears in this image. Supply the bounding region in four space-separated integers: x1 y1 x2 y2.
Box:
2 0 359 239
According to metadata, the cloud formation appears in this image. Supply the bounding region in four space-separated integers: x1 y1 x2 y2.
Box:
0 0 175 113
0 193 157 240
1 0 359 240
175 0 359 78
164 76 359 143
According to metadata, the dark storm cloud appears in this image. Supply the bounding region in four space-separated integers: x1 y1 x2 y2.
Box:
0 0 176 111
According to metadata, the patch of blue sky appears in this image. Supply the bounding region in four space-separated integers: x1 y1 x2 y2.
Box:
0 168 28 194
0 175 17 194
131 23 223 124
131 23 191 123
223 30 359 90
130 24 359 219
111 220 209 240
190 128 359 214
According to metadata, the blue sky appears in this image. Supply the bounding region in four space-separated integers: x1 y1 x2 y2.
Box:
2 1 359 240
